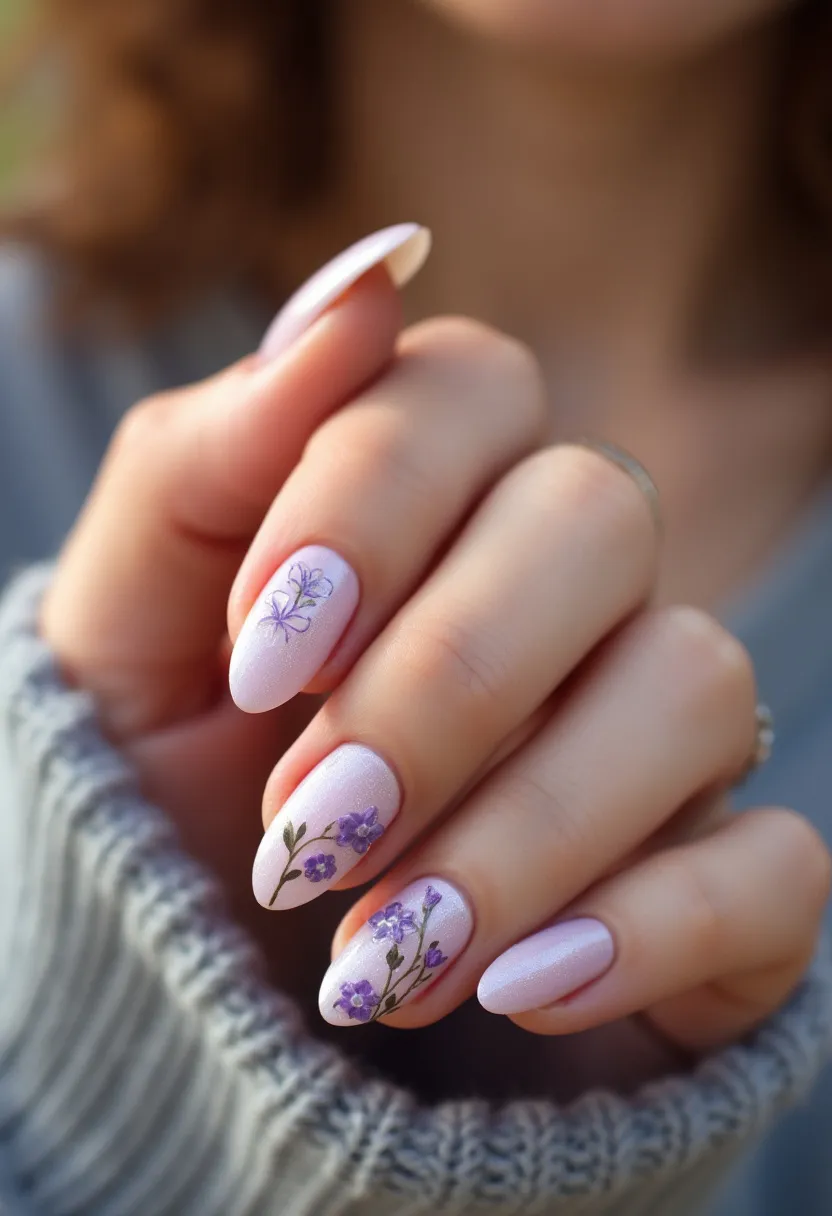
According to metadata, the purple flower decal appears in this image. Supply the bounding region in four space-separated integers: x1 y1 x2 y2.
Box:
369 901 418 944
424 947 448 970
335 979 380 1022
303 853 337 883
259 591 314 643
336 806 385 855
288 562 334 605
423 885 442 911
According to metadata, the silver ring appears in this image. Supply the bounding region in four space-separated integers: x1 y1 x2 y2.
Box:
751 703 775 770
576 440 662 535
740 704 775 781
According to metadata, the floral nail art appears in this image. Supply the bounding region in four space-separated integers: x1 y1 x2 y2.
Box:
268 805 386 906
336 807 385 854
259 561 334 643
334 886 448 1023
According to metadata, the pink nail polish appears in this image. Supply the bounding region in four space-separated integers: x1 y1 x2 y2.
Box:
229 544 359 713
477 919 615 1015
319 878 473 1027
259 223 431 361
252 744 401 911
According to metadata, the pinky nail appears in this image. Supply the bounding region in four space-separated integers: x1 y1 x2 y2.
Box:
477 919 615 1015
319 878 473 1027
229 544 359 713
259 223 431 361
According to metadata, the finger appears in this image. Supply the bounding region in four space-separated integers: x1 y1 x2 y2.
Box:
227 318 547 712
492 808 830 1050
318 605 755 1028
42 260 406 738
254 444 658 911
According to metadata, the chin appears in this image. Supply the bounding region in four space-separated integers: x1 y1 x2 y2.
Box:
419 0 790 58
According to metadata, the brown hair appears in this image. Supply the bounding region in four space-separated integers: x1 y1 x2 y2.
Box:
3 0 832 330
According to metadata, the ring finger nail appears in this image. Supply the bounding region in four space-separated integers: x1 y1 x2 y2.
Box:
252 744 401 910
319 878 474 1026
477 919 615 1015
230 544 359 712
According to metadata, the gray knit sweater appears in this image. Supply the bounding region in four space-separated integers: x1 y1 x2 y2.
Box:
2 248 832 1215
0 568 831 1216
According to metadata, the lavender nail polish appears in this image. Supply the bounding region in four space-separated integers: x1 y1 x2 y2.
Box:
253 744 401 911
229 544 359 713
477 919 615 1015
260 223 431 362
319 878 473 1027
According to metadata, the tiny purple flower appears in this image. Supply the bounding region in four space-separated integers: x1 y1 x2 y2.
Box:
424 946 448 970
288 562 334 604
259 591 313 643
423 885 442 911
336 806 385 855
369 901 418 944
335 979 380 1022
303 853 337 883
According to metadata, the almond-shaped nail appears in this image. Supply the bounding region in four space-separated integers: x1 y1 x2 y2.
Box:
260 223 431 361
229 544 359 712
253 744 400 910
319 878 473 1027
477 918 615 1016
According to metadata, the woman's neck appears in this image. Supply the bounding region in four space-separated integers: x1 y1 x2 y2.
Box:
291 0 832 609
334 0 777 362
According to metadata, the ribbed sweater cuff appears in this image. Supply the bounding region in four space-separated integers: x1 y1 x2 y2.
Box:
1 566 831 1216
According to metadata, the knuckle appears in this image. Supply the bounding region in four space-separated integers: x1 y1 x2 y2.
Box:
406 614 508 716
404 316 547 430
645 606 756 719
499 767 591 853
113 392 177 458
306 410 434 503
661 855 726 959
518 443 658 579
758 808 832 919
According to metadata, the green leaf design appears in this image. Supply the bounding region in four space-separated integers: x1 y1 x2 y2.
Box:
283 869 302 882
386 945 403 969
384 994 397 1011
282 822 295 851
429 941 439 950
295 822 307 843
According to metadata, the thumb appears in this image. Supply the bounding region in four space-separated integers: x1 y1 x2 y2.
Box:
43 225 429 738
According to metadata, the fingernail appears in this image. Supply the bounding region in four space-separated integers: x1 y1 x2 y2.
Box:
229 544 359 712
319 878 473 1027
477 918 615 1015
253 744 401 910
259 223 431 362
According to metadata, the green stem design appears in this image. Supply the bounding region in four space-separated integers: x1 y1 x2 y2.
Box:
268 822 336 907
368 902 439 1023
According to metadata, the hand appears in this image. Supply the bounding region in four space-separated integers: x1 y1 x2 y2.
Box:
43 230 830 1054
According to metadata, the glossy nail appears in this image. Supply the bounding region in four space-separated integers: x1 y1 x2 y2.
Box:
253 744 401 911
229 544 359 713
319 878 473 1027
477 918 615 1015
260 223 431 361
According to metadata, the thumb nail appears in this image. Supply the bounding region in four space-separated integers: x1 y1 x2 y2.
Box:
259 223 431 362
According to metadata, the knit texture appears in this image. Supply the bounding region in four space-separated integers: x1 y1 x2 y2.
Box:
1 567 831 1216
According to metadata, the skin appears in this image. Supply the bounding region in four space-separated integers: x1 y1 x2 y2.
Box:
41 0 832 1095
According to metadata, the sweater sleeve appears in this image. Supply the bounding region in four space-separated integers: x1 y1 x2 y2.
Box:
1 567 830 1216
